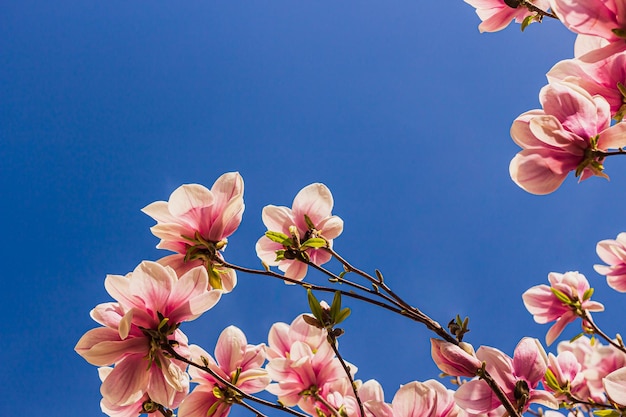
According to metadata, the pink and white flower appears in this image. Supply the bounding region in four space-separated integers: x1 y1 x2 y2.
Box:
464 0 550 33
178 326 269 417
549 0 626 46
603 366 626 406
256 183 344 281
594 232 626 292
142 172 244 291
431 339 482 377
393 380 466 417
75 262 221 408
454 338 558 414
522 271 604 345
509 81 626 194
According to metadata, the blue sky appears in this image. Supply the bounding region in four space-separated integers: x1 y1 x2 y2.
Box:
3 2 626 416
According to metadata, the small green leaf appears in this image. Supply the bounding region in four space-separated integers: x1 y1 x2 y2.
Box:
582 287 594 301
570 332 584 342
593 411 620 417
612 28 626 39
300 237 327 249
307 290 324 322
520 15 533 32
302 314 323 328
304 214 316 230
543 368 560 391
335 307 351 325
330 291 342 323
265 231 294 246
550 287 572 304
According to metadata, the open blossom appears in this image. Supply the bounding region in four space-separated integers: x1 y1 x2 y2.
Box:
265 339 347 411
142 172 244 291
549 0 626 46
393 380 466 417
522 271 604 345
98 367 188 417
509 81 626 194
178 326 269 417
548 42 626 118
603 367 626 406
266 314 327 360
594 232 626 292
455 338 558 414
75 262 221 408
543 351 585 399
256 183 344 280
464 0 549 33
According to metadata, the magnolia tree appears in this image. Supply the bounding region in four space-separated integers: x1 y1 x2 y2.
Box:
76 2 626 417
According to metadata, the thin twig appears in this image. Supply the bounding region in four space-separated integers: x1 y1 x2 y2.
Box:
328 336 365 417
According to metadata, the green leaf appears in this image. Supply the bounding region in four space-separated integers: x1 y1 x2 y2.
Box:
265 231 294 246
520 15 533 32
570 332 584 343
330 291 342 323
582 287 594 301
304 214 316 230
612 28 626 39
335 307 351 325
543 368 560 392
301 237 327 249
307 290 324 323
550 287 572 304
593 411 620 417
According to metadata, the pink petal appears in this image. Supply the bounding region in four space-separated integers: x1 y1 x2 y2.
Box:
168 184 215 218
454 379 499 414
100 355 150 406
215 326 246 374
75 328 147 366
513 338 547 384
292 183 334 226
603 367 626 405
261 205 295 232
598 122 626 150
509 150 570 195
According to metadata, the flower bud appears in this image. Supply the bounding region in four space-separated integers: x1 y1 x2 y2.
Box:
430 338 481 377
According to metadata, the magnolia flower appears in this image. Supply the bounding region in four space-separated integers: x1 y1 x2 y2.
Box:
98 367 188 417
509 81 626 194
256 183 344 280
603 367 626 406
543 351 585 399
454 338 558 414
393 380 466 417
265 340 347 410
523 271 604 345
594 232 626 292
430 339 482 377
464 0 550 33
266 314 327 360
75 262 221 408
142 172 244 291
547 43 626 118
550 0 626 45
178 326 269 417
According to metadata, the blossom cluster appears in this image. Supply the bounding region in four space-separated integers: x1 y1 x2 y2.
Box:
75 5 626 415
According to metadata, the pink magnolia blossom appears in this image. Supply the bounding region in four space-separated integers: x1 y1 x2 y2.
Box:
142 172 244 291
178 326 269 417
543 351 585 399
266 314 327 361
312 378 393 417
464 0 550 33
98 367 188 417
256 183 344 281
594 232 626 292
549 0 626 45
393 380 466 417
509 81 626 194
75 262 221 408
603 366 626 406
265 339 347 411
548 42 626 118
522 271 604 345
431 339 482 377
454 338 558 414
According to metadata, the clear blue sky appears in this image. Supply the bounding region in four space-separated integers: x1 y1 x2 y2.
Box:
3 2 625 416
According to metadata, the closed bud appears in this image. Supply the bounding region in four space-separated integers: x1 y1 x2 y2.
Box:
430 338 481 377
